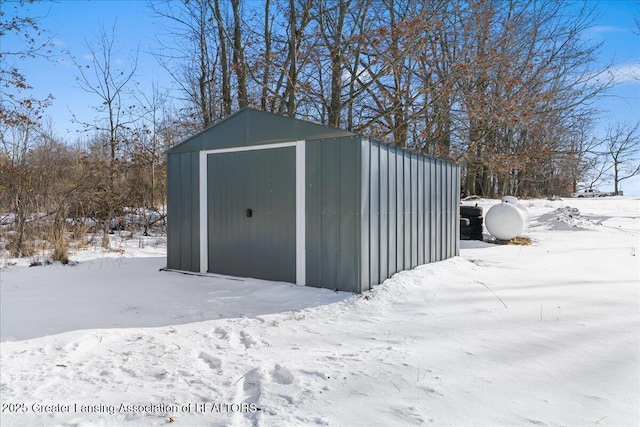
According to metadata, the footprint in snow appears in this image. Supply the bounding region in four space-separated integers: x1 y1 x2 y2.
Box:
271 364 295 385
242 368 264 404
392 406 426 425
240 331 258 348
300 369 329 380
421 385 443 396
198 351 223 374
240 330 270 349
213 327 230 340
523 418 548 426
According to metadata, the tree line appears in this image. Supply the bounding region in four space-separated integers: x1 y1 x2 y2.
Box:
150 0 637 196
1 0 638 259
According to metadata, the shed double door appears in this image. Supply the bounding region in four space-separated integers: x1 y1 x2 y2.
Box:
207 147 296 282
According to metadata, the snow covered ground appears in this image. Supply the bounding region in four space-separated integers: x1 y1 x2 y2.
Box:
1 197 638 426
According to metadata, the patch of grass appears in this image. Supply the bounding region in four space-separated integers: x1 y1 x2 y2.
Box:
508 236 532 245
491 236 533 245
52 246 69 264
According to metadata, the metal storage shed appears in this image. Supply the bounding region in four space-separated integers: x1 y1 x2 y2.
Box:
165 108 460 293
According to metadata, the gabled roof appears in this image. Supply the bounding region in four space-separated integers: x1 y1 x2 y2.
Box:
166 108 358 155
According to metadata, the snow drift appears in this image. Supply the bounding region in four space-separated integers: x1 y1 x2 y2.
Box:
1 197 638 426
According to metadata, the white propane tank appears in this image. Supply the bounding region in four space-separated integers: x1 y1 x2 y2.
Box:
501 195 519 205
516 204 530 229
501 195 530 230
485 202 526 240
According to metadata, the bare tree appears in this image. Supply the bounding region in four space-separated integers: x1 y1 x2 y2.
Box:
210 0 232 116
281 0 314 116
71 23 138 247
310 0 375 129
230 0 248 109
0 109 38 256
451 0 612 196
146 0 612 198
0 0 54 256
150 0 220 128
130 81 173 210
602 122 640 194
259 0 273 111
0 0 54 126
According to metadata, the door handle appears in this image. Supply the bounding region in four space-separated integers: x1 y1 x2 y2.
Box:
246 208 253 218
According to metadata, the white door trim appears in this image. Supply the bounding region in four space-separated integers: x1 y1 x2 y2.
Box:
199 141 306 286
295 140 306 286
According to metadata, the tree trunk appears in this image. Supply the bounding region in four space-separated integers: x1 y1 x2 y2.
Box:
286 0 297 117
261 0 272 111
327 0 347 128
212 0 231 116
231 0 248 109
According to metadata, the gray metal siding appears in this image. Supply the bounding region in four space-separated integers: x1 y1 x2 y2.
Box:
305 141 322 286
339 140 360 290
411 154 420 267
207 148 296 282
417 155 425 265
360 140 370 290
166 152 200 272
395 149 404 273
451 163 461 257
430 159 437 262
305 136 360 293
358 140 459 291
368 140 380 289
379 146 389 283
166 155 180 270
388 148 397 276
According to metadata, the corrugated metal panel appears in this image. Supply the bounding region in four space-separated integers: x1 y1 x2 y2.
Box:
321 139 339 287
338 138 360 291
454 164 461 256
438 160 445 260
444 163 454 258
437 159 444 261
402 150 410 270
424 158 432 264
442 160 449 260
305 136 360 293
410 153 419 268
395 148 404 272
379 144 389 283
431 158 438 262
368 140 381 289
305 141 322 286
189 152 200 272
166 152 200 272
179 154 192 270
356 141 460 291
166 154 180 270
452 163 461 257
207 148 296 282
417 156 425 265
388 146 397 276
444 162 454 258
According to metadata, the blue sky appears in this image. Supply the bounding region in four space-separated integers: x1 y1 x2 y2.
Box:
4 0 640 194
582 1 640 131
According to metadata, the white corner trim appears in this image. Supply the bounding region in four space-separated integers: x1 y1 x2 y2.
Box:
296 140 306 286
199 151 208 273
